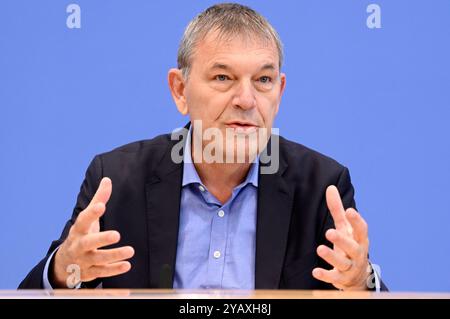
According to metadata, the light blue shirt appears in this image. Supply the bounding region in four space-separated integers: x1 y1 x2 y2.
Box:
173 127 258 289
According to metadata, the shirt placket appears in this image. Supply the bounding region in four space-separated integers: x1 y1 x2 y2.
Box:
204 204 229 288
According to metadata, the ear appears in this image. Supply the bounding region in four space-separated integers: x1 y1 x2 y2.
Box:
275 72 286 115
168 68 188 115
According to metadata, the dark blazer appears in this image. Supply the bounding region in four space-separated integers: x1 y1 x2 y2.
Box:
19 127 387 290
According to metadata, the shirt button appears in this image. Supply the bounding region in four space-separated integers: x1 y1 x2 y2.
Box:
213 251 221 259
218 210 225 217
198 185 205 192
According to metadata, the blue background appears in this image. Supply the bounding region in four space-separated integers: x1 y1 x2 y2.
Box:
1 0 449 291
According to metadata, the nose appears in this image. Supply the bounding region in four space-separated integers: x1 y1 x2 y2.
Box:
232 80 257 110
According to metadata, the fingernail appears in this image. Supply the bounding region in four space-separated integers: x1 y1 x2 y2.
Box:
312 269 321 277
317 246 326 255
347 209 358 218
110 231 120 241
327 229 336 239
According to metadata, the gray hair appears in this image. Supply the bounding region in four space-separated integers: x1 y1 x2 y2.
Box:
177 3 284 79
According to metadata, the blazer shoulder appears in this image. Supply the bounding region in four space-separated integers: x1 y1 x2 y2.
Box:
279 135 347 175
108 133 173 154
93 133 175 172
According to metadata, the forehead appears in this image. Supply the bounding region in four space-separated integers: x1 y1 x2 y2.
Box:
192 31 280 71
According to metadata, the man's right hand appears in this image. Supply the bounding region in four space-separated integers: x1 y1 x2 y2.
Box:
51 177 135 288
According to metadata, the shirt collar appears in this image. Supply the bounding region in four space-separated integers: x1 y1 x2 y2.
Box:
182 125 259 188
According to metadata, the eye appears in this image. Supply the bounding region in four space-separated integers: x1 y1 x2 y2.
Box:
215 74 230 81
258 76 272 83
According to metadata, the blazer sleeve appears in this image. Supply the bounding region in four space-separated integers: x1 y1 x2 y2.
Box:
18 155 103 289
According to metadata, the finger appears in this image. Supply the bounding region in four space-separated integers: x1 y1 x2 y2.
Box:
87 246 135 266
312 268 344 286
346 208 369 245
84 261 131 281
73 202 106 234
90 177 113 207
316 245 353 272
326 229 363 260
326 185 348 231
74 178 112 234
78 230 121 252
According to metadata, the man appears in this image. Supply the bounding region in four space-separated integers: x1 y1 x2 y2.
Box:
19 3 386 291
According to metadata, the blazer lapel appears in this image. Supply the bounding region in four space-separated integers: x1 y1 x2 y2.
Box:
255 137 294 288
145 137 184 288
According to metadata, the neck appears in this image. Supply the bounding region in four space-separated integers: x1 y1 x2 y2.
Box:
193 160 252 205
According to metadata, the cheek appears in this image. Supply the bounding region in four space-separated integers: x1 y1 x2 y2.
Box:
257 95 279 126
187 88 231 122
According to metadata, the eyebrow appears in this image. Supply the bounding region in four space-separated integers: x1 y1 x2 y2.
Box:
210 62 277 72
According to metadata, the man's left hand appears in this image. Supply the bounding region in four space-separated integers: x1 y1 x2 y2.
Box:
312 185 371 290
